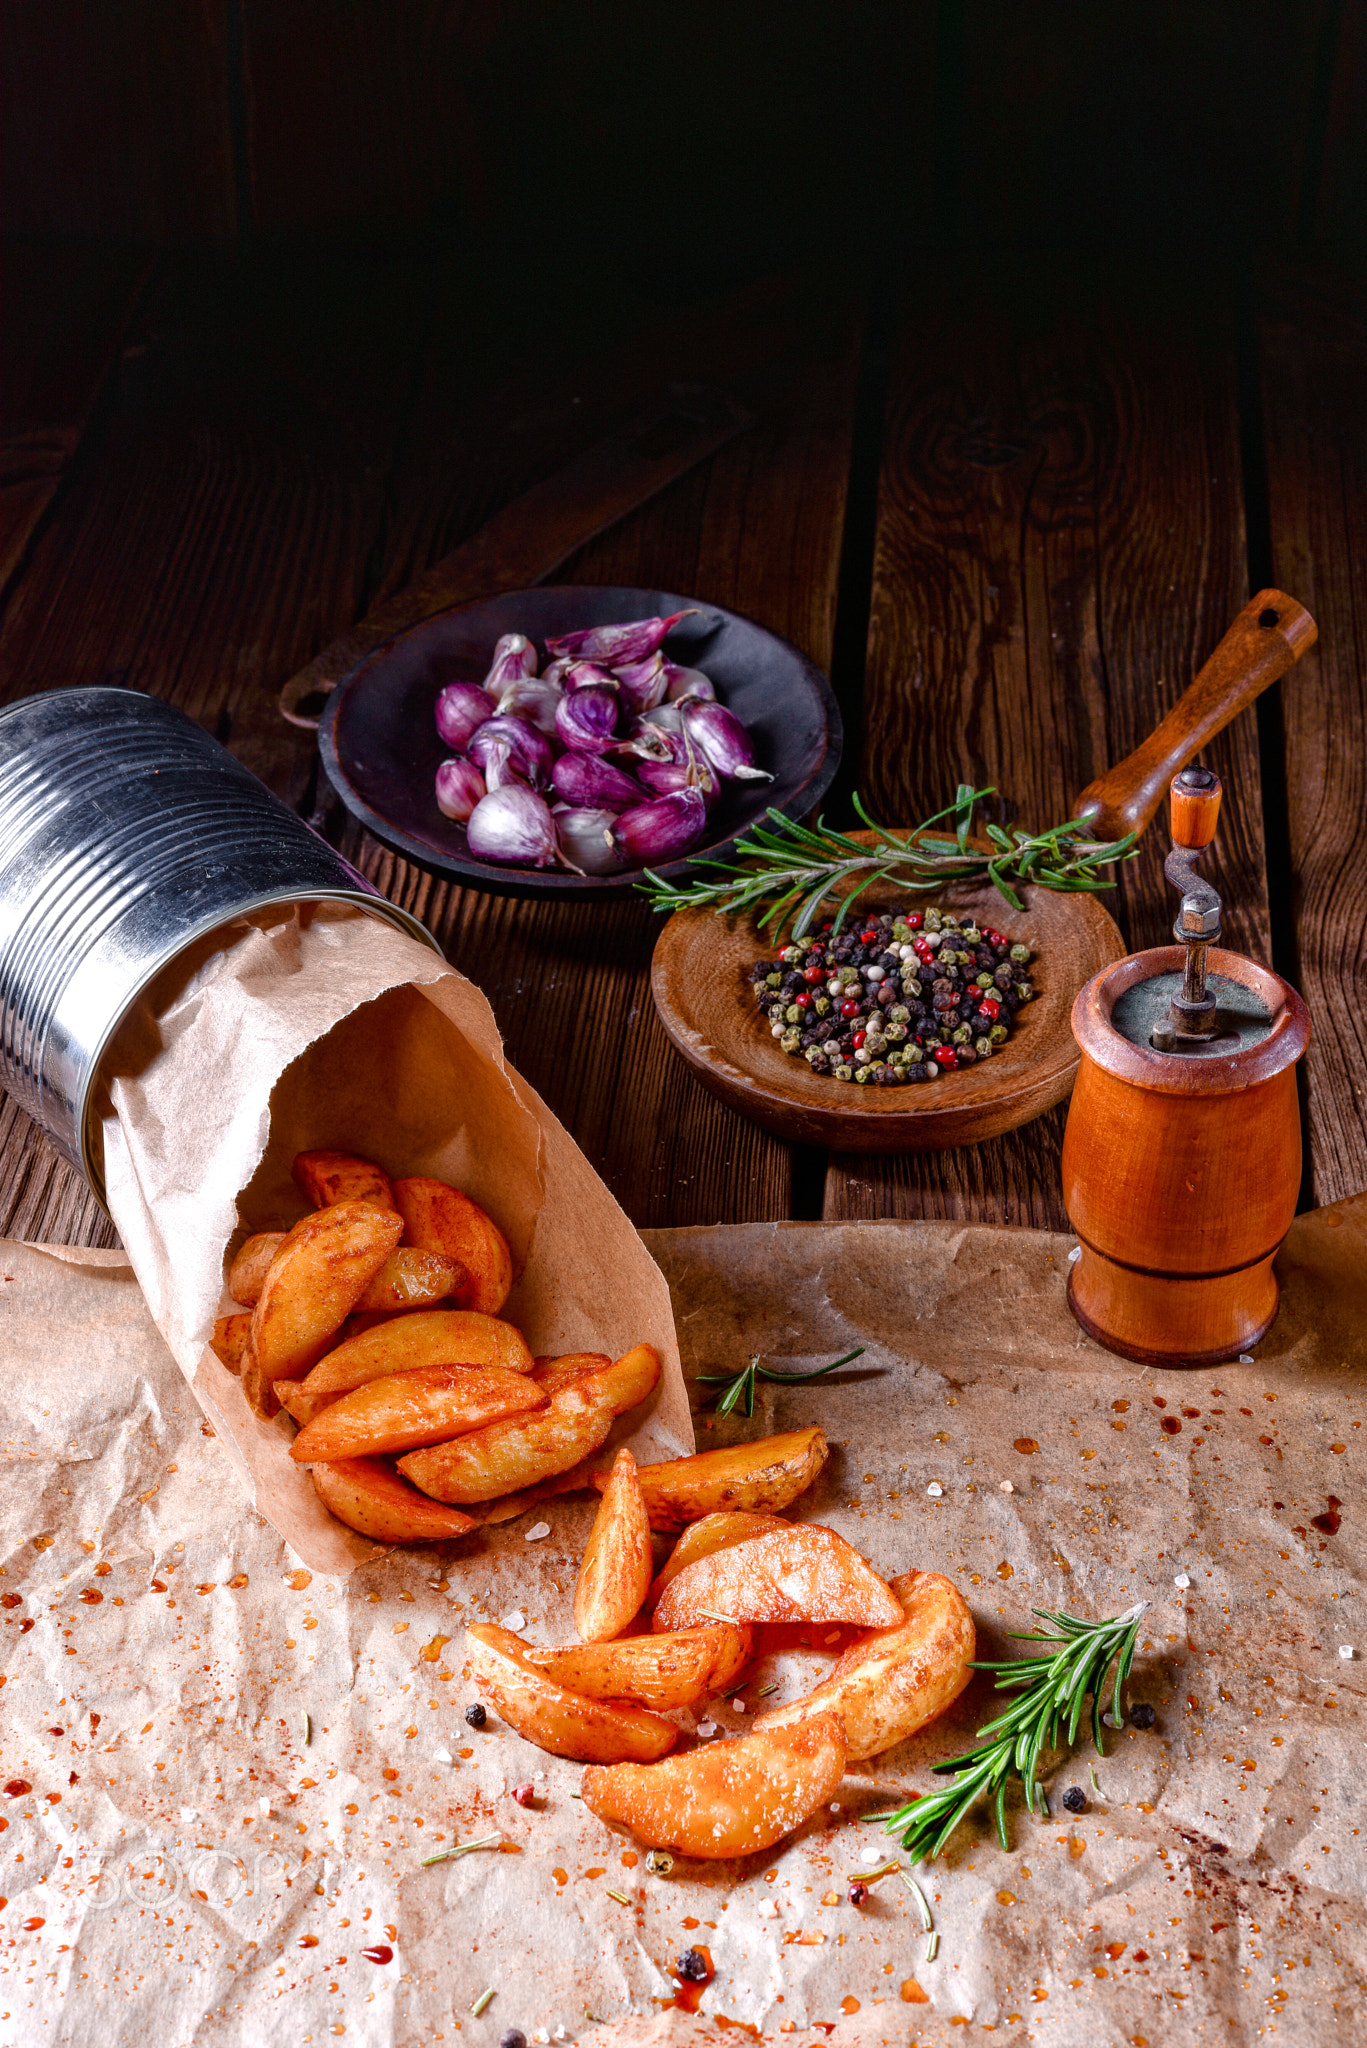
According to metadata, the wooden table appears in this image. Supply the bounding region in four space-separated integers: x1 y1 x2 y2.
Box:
2 244 1364 1249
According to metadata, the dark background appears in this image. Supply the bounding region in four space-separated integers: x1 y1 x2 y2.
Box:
2 2 1363 267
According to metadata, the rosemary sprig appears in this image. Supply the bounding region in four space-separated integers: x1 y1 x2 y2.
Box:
639 787 1138 939
878 1601 1147 1862
694 1346 866 1419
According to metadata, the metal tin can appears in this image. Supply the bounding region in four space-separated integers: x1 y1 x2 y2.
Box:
0 687 438 1204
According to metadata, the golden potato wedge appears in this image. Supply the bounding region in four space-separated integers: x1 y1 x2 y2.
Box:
653 1521 902 1632
210 1311 252 1372
393 1176 513 1315
311 1456 477 1542
521 1624 753 1710
227 1231 285 1307
602 1426 829 1531
754 1569 974 1759
532 1352 612 1397
278 1381 339 1427
649 1510 789 1606
294 1149 396 1211
400 1342 660 1505
466 1623 677 1762
353 1247 467 1312
301 1310 534 1406
250 1199 404 1383
240 1336 281 1419
290 1365 545 1463
574 1446 652 1642
581 1712 845 1858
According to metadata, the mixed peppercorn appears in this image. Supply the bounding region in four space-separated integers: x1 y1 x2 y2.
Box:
746 907 1036 1086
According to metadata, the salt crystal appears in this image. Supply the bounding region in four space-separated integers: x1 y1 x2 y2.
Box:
731 1697 747 1712
697 1721 719 1738
1000 1480 1014 1493
927 1482 943 1498
759 1898 779 1918
1174 1572 1191 1589
258 1796 271 1815
1339 1645 1354 1661
501 1609 527 1632
434 1748 453 1764
829 1801 842 1813
1239 1354 1254 1365
525 1522 551 1542
178 1807 198 1823
1067 1246 1082 1264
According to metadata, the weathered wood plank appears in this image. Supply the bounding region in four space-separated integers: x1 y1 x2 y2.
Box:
1259 273 1367 1204
826 264 1261 1227
0 242 154 602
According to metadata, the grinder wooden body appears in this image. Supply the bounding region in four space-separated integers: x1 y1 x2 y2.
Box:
1062 948 1310 1366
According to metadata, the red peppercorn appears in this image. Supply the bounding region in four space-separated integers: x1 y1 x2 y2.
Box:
512 1781 537 1807
860 928 879 943
936 1046 959 1070
913 938 933 960
847 1881 869 1906
907 912 924 929
839 999 860 1019
793 992 811 1009
978 997 1001 1021
852 1032 866 1050
803 965 824 984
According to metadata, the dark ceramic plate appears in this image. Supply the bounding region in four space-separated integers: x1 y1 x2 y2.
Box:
317 586 842 896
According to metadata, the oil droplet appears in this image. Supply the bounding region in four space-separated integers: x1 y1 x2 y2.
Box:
840 1996 860 2014
361 1944 393 1964
997 1890 1016 1905
996 1561 1014 1579
5 1781 31 1797
1111 1400 1129 1413
1013 1438 1038 1454
94 1563 111 1577
286 1570 312 1591
1312 1498 1342 1535
552 1868 568 1886
901 1979 930 2003
79 1589 103 1605
1105 1942 1126 1959
621 1851 638 1868
419 1635 450 1663
1161 1418 1182 1435
1069 1837 1086 1858
22 1916 44 1931
228 1573 249 1588
381 1768 399 1782
299 1934 320 1948
1 1594 20 1609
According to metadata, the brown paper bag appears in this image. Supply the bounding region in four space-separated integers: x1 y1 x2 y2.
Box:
95 903 691 1573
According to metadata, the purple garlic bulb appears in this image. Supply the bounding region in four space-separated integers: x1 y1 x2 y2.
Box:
466 785 559 868
608 787 708 865
613 653 669 716
679 698 772 782
482 632 539 692
552 806 631 876
541 656 574 688
550 749 647 812
564 659 619 692
494 676 562 736
434 756 487 822
662 662 716 703
554 683 620 754
545 609 698 666
434 681 495 751
468 713 555 791
636 755 721 804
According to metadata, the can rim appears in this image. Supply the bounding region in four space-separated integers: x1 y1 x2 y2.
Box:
76 887 440 1213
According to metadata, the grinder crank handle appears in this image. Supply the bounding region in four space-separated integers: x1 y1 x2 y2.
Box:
1071 588 1316 845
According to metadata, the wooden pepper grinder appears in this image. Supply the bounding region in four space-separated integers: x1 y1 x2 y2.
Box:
1060 767 1311 1366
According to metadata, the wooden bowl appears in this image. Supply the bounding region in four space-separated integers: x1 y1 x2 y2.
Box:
651 840 1128 1152
316 585 841 898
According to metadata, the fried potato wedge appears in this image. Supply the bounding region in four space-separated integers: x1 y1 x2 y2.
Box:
210 1311 252 1372
754 1569 975 1759
653 1521 902 1632
227 1231 285 1307
300 1311 534 1411
532 1352 612 1397
521 1624 753 1710
250 1200 404 1383
290 1365 545 1463
581 1712 845 1858
311 1456 476 1542
574 1447 652 1642
241 1336 281 1419
393 1176 513 1316
466 1623 677 1763
400 1343 660 1505
649 1510 789 1606
354 1248 466 1312
603 1426 828 1531
294 1150 396 1211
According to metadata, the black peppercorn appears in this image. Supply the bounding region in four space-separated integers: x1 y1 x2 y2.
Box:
677 1948 709 1983
1061 1786 1087 1813
847 1881 868 1906
1129 1702 1156 1729
500 2032 527 2048
464 1701 487 1729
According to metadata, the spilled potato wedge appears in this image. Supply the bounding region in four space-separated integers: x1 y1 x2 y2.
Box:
301 1310 534 1403
210 1311 252 1372
294 1150 396 1211
754 1569 975 1759
581 1712 845 1858
532 1352 612 1397
603 1426 828 1531
290 1365 545 1463
574 1446 652 1642
653 1521 902 1632
249 1199 403 1384
465 1623 677 1763
227 1232 285 1307
353 1247 466 1312
649 1510 789 1606
521 1624 752 1710
400 1343 660 1505
311 1456 476 1542
393 1176 513 1316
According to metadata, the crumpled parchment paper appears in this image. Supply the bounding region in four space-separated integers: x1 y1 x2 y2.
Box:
0 1196 1363 2046
93 903 691 1573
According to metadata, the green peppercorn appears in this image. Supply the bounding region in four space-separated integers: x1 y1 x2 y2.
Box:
784 1003 801 1024
814 996 831 1016
854 1066 873 1084
1017 982 1034 1002
885 1021 908 1043
804 1045 824 1063
989 1023 1008 1043
1010 943 1031 964
976 972 996 988
781 1028 802 1052
924 910 942 931
767 1003 785 1023
834 1063 853 1081
889 1003 910 1024
952 1025 971 1044
765 972 782 989
974 1035 994 1057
